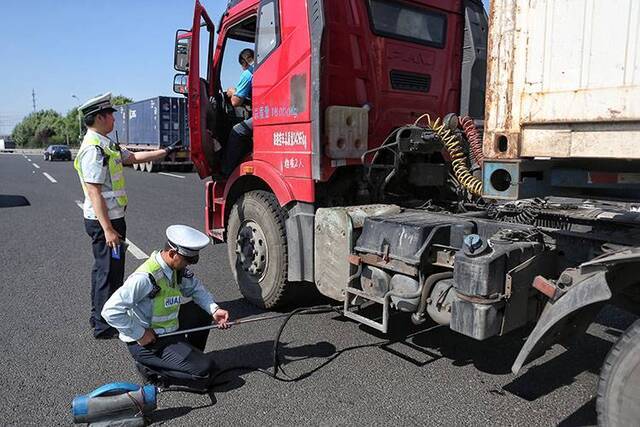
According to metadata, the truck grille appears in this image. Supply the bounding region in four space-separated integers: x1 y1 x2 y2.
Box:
390 70 431 93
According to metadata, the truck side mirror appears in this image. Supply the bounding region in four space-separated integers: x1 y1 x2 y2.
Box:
173 74 188 95
174 29 191 72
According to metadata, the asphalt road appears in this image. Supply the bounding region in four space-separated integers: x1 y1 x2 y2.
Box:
0 152 637 426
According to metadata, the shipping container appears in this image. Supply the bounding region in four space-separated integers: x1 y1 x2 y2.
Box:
484 0 640 160
106 96 191 172
180 98 190 148
127 97 185 148
108 96 189 148
108 105 128 144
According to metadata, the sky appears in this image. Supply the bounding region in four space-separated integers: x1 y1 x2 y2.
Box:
0 0 490 135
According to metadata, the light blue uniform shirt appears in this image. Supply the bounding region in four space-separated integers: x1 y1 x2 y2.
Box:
235 64 254 101
102 251 220 342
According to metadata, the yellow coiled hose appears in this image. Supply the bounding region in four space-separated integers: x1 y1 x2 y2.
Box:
414 114 483 197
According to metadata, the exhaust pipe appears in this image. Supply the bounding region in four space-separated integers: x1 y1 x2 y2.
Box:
411 271 454 325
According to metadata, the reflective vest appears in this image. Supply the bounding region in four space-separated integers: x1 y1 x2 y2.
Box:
74 132 128 207
135 251 183 334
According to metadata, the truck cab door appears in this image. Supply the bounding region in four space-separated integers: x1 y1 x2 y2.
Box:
185 0 217 179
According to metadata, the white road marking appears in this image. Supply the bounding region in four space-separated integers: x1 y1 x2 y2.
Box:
74 200 148 259
33 163 40 169
27 158 32 162
125 239 148 259
158 172 185 179
43 172 57 183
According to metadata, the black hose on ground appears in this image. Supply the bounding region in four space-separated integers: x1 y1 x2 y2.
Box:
209 304 343 386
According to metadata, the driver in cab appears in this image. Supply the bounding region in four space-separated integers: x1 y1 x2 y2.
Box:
223 48 254 177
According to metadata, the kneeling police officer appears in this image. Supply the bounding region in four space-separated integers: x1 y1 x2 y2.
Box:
102 225 230 390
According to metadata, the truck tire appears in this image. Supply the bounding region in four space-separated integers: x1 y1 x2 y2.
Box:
227 190 291 309
597 318 640 426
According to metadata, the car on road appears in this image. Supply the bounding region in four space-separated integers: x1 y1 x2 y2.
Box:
43 145 72 161
0 138 16 153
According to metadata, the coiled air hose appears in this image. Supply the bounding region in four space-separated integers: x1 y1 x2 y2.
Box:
459 116 484 167
414 114 483 196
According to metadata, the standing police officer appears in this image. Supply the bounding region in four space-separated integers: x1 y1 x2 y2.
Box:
102 225 230 390
75 93 181 339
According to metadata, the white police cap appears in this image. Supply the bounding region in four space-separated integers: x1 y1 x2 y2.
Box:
166 225 210 258
79 92 117 117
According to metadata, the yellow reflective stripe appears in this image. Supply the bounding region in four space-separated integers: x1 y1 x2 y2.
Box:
101 190 127 198
151 268 164 282
152 325 179 335
152 320 179 333
110 171 124 181
151 311 180 323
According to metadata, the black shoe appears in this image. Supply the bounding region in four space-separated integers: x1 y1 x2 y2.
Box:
135 362 212 394
94 328 119 340
136 363 166 387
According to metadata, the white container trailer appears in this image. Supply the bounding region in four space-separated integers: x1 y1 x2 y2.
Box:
477 3 640 424
484 0 640 161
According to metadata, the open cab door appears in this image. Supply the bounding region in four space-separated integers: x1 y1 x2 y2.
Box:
175 0 217 179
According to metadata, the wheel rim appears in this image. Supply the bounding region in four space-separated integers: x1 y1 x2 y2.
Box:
235 220 268 281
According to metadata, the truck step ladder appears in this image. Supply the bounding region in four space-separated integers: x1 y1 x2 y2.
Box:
343 260 390 333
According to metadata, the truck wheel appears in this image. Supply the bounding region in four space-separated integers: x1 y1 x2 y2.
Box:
597 318 640 426
227 190 291 309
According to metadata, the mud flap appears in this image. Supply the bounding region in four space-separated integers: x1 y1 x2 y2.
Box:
511 270 611 374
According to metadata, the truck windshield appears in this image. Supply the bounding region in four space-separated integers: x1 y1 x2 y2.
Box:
367 0 446 48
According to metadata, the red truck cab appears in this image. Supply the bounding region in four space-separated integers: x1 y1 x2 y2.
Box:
173 0 487 307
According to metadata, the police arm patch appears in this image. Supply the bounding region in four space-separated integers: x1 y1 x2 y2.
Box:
94 146 108 167
147 273 161 298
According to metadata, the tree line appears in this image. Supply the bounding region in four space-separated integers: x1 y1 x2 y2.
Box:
11 95 132 148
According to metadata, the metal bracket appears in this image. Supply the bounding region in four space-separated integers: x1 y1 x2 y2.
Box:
343 287 390 334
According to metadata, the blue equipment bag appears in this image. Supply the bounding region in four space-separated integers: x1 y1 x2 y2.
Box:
72 382 157 426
